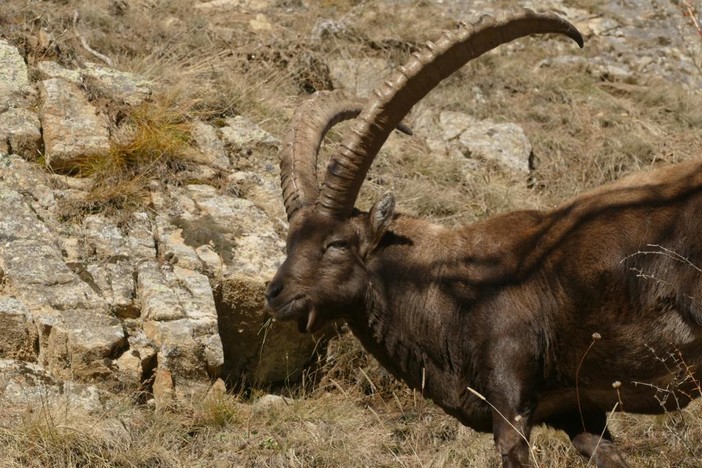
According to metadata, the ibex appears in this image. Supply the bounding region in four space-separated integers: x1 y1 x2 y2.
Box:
264 10 702 467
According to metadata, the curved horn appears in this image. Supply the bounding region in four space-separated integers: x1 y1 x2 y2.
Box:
316 9 584 218
280 90 366 220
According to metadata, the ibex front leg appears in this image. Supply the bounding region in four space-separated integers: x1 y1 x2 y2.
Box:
485 340 540 467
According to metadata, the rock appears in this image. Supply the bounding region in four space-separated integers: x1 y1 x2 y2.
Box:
88 261 138 319
152 367 175 410
137 261 187 321
0 190 127 381
127 211 158 260
37 61 153 106
253 393 293 411
143 316 221 380
148 182 317 384
39 78 111 172
184 184 285 273
0 359 103 424
0 39 31 108
191 120 230 170
194 0 273 12
453 117 533 175
219 116 279 158
138 260 224 380
83 62 153 106
311 18 348 41
0 188 52 243
227 171 285 224
328 57 391 98
114 340 157 389
36 61 82 82
250 13 273 32
0 297 36 361
205 377 227 400
82 214 131 260
414 109 533 176
585 16 620 36
215 273 322 385
0 108 42 160
154 213 208 271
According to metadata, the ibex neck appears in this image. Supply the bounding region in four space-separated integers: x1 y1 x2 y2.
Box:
346 232 491 429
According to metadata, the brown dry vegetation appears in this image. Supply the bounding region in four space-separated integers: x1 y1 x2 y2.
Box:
1 0 702 466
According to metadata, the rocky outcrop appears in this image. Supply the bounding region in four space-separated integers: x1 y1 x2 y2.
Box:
0 37 322 399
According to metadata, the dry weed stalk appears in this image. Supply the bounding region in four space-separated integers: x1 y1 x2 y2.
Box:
680 0 702 38
466 385 540 468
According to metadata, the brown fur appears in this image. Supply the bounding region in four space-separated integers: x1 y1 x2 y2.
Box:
266 159 702 467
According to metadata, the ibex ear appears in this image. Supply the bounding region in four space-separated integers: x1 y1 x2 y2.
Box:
361 192 395 258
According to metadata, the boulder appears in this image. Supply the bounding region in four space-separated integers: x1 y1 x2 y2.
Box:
0 108 42 160
39 78 111 172
328 57 391 99
0 39 32 108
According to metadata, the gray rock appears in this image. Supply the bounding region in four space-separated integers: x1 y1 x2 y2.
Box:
185 183 286 275
0 108 42 160
453 117 533 175
137 260 224 380
144 179 317 384
127 212 158 260
415 109 533 176
228 170 286 224
36 61 83 83
191 120 230 169
0 189 127 381
137 261 187 322
194 0 273 12
0 40 31 108
83 62 153 106
0 359 103 424
253 393 293 411
219 116 279 152
143 316 220 380
39 78 111 172
37 61 153 107
0 297 36 361
328 57 390 99
115 338 157 389
311 18 349 41
82 214 131 260
87 261 137 319
0 189 52 243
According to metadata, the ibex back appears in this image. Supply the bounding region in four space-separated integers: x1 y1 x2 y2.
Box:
264 10 702 468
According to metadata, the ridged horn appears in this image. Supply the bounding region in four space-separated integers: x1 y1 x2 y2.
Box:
316 9 584 218
280 90 366 220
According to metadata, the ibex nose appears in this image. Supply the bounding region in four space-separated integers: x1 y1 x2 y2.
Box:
265 281 283 303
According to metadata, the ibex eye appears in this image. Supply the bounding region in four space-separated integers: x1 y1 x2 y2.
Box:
326 239 349 250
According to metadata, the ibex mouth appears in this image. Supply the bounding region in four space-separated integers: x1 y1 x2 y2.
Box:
268 296 320 333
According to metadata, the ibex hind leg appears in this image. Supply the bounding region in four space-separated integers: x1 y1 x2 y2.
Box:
547 411 629 468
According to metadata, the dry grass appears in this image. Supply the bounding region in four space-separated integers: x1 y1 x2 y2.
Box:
1 0 702 465
1 333 700 467
55 93 198 219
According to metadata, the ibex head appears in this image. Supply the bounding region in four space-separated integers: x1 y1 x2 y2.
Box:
265 10 583 333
